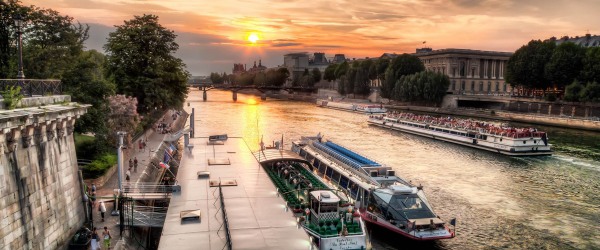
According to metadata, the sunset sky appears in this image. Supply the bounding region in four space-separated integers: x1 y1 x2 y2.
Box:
22 0 600 76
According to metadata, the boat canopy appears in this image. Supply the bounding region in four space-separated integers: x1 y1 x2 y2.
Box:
253 149 311 166
312 141 381 170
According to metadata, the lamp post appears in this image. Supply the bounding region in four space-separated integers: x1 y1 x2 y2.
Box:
13 14 25 79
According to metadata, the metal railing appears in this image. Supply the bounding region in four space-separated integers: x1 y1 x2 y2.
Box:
214 184 232 250
123 204 168 227
122 183 176 194
0 79 62 97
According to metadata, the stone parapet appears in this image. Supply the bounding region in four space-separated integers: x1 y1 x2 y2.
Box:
0 95 71 110
0 102 89 250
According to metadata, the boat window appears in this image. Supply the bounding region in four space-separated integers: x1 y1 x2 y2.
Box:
326 167 334 177
339 176 349 189
331 170 341 183
318 164 326 174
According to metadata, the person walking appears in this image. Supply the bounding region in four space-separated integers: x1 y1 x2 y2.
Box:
102 226 112 249
99 201 107 222
90 227 100 250
133 157 138 173
138 140 143 152
91 183 97 193
90 191 97 208
126 169 131 183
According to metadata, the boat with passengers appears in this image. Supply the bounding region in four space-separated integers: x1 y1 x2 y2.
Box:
317 99 386 114
368 112 552 156
256 149 368 250
291 134 455 241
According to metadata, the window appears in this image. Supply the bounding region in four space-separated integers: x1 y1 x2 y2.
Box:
461 81 465 91
487 82 491 93
471 81 475 90
452 81 456 90
503 83 507 92
479 82 483 91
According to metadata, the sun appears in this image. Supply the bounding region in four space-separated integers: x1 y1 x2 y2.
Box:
248 33 259 44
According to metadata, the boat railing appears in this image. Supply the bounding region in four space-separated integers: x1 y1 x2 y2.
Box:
306 143 379 186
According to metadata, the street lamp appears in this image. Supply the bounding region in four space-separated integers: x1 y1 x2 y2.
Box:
13 14 25 79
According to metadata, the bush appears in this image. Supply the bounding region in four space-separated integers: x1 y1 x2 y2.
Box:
82 153 117 179
544 93 557 102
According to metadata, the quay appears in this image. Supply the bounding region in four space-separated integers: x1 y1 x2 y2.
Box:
157 136 310 250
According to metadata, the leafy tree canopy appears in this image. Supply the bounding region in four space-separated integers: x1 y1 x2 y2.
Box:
505 40 555 89
544 42 586 88
104 14 189 113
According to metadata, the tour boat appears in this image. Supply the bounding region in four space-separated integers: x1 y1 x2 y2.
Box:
291 135 455 241
368 113 552 156
316 99 386 114
259 151 368 250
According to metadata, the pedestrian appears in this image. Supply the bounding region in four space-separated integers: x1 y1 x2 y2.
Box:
90 191 96 207
129 159 133 170
133 157 138 173
90 227 100 250
143 141 147 151
99 201 107 222
138 140 143 152
102 226 112 249
91 183 97 193
126 169 131 183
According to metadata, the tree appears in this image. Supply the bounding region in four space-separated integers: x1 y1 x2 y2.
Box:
104 14 189 113
381 54 424 98
353 67 371 96
564 80 584 102
544 42 586 89
62 50 115 134
334 61 349 79
391 71 449 104
1 1 88 79
345 67 356 95
580 47 600 84
390 54 425 79
311 68 321 83
506 40 556 90
580 81 600 102
337 75 347 95
210 72 224 84
253 71 266 86
107 95 140 146
324 63 337 82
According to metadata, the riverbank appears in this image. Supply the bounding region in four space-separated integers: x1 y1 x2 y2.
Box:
233 88 600 132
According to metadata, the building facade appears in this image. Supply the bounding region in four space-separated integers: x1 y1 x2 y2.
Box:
415 48 513 95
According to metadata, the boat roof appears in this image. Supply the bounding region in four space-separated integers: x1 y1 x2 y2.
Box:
312 141 380 169
253 149 311 165
310 190 340 203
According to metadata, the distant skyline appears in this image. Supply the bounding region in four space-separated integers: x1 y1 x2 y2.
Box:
23 0 600 76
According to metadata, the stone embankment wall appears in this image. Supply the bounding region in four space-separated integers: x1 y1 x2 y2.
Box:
0 100 88 250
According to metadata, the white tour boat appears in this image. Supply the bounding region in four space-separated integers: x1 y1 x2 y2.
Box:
316 99 387 114
368 113 552 156
291 135 455 241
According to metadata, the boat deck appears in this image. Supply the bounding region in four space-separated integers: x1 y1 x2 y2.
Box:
158 137 310 250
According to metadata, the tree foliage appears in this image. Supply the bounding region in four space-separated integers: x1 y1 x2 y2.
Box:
391 71 449 104
311 68 321 83
334 61 349 79
563 80 584 102
104 14 189 113
210 72 224 84
0 1 88 79
505 40 556 89
381 54 424 98
580 47 600 84
324 63 337 82
62 50 115 135
544 42 586 88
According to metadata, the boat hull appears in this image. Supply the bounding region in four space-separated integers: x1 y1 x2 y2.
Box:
368 119 552 156
361 211 454 241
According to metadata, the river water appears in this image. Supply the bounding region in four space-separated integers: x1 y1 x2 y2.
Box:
188 89 600 250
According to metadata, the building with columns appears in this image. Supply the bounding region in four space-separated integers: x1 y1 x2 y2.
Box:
415 48 513 95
